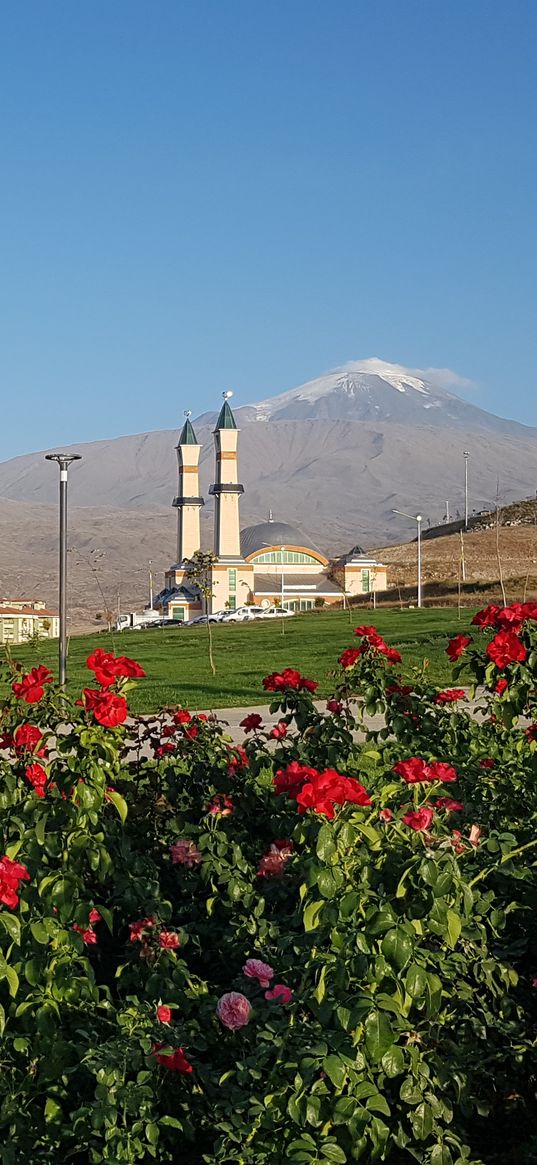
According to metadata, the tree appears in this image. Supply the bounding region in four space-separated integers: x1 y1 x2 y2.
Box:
184 550 218 675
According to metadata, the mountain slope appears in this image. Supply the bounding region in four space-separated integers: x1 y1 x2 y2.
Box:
0 358 535 566
198 359 537 437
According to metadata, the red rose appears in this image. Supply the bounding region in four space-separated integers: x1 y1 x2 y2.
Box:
495 678 508 695
273 761 318 797
174 709 192 724
257 839 294 878
129 917 155 942
206 794 233 817
384 647 402 665
295 769 371 819
433 797 464 811
157 1005 172 1024
263 668 318 693
152 1043 192 1074
434 689 466 704
12 665 53 704
393 757 430 784
87 649 145 687
446 634 472 662
393 757 457 784
14 724 43 752
269 721 288 740
240 713 263 732
429 761 458 784
486 631 527 670
379 807 394 821
339 647 362 669
472 604 500 628
158 930 181 949
72 923 98 945
521 602 537 620
326 698 343 714
82 689 128 728
479 758 495 769
24 763 48 797
354 625 379 638
0 855 30 909
402 807 434 832
494 604 525 632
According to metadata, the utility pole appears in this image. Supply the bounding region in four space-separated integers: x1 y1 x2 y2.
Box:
148 560 154 609
463 451 470 530
45 453 82 685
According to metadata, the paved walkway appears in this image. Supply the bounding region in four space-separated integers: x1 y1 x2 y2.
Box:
188 695 486 743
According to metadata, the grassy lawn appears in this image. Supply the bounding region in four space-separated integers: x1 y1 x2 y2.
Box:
3 607 475 713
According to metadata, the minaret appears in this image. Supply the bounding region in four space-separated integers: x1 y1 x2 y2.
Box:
173 411 204 563
209 391 244 559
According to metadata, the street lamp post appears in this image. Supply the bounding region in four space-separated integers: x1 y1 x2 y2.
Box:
148 560 154 610
392 509 423 608
45 453 82 685
463 451 470 530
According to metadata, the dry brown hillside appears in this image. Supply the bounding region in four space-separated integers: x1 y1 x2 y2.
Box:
374 523 537 606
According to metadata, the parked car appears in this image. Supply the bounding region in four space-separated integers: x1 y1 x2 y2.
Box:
220 606 265 623
259 606 295 618
187 611 227 626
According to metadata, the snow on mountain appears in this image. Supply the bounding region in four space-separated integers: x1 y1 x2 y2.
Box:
232 357 526 435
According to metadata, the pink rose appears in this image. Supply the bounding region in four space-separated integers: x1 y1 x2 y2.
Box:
216 991 252 1031
265 983 293 1004
468 824 482 846
170 839 202 867
242 958 274 988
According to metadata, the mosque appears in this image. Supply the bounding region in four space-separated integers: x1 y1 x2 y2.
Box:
154 395 387 621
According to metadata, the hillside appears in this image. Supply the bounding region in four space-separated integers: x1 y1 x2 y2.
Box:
0 358 536 628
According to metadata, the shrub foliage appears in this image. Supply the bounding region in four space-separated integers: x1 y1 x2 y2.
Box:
0 612 536 1163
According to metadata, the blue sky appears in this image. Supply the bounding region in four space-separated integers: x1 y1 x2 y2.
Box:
1 1 536 458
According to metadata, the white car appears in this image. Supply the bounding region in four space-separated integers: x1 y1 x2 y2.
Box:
259 606 295 619
220 606 265 623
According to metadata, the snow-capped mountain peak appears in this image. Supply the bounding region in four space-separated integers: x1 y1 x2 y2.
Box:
243 358 463 424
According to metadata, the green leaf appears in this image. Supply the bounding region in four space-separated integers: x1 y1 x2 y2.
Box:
303 900 324 932
381 928 413 970
321 1146 347 1163
405 964 427 999
146 1122 159 1145
381 1046 405 1077
30 921 50 945
316 824 336 862
4 965 19 998
45 1098 62 1123
317 870 337 898
322 1055 347 1089
411 1102 434 1140
446 908 461 948
0 1003 5 1036
160 1116 183 1129
364 1011 394 1063
107 790 128 823
430 1145 453 1165
0 913 21 944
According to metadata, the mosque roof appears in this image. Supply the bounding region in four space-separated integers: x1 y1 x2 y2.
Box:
214 400 237 431
240 520 325 558
177 417 198 445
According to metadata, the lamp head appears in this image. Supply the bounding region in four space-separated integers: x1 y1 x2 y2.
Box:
222 390 234 400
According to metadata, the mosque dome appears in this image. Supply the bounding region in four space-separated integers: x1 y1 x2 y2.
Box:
240 520 324 560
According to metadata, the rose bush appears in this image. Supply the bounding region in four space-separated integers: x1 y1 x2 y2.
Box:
0 620 535 1162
